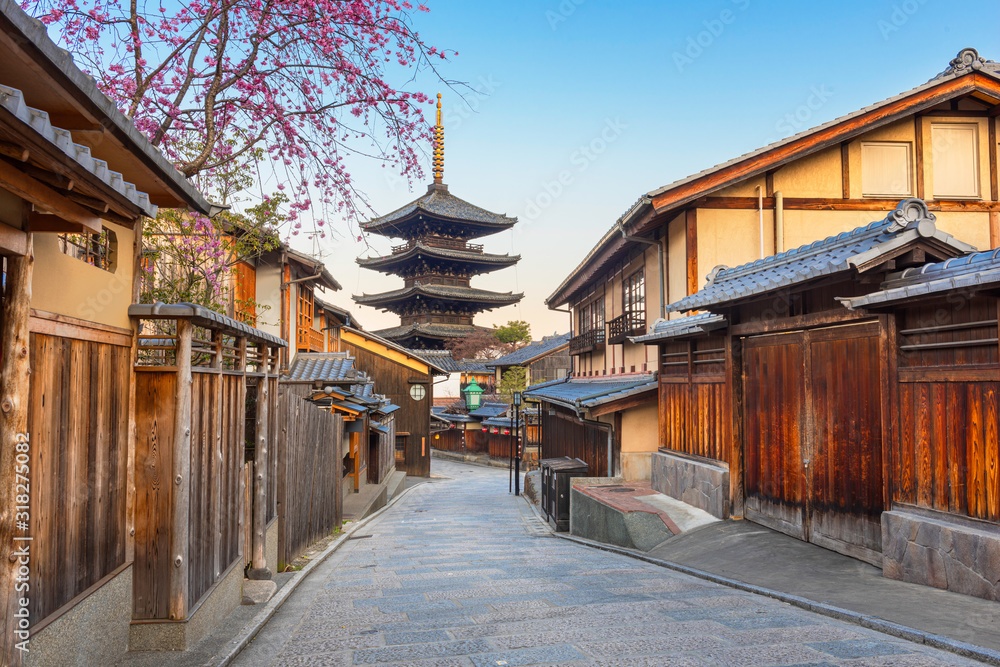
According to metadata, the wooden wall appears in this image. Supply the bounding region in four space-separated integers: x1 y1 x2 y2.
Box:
893 297 1000 521
133 368 246 619
432 428 465 452
368 414 395 485
658 335 729 463
342 340 431 476
275 385 343 567
540 406 608 477
27 333 130 626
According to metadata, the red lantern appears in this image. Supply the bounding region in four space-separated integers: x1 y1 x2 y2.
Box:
502 428 510 435
482 426 487 432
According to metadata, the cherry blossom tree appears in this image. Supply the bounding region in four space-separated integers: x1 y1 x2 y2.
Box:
26 0 452 233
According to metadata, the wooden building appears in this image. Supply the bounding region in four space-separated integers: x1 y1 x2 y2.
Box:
487 332 572 387
0 1 221 662
545 47 1000 484
354 95 522 350
638 197 1000 600
322 325 448 476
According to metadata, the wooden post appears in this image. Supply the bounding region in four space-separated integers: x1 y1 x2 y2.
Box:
126 219 144 566
0 235 32 666
726 331 745 519
351 432 361 493
685 209 698 296
169 318 193 621
211 329 223 580
250 344 271 578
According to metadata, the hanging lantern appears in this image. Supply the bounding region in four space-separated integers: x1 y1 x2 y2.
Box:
462 379 484 410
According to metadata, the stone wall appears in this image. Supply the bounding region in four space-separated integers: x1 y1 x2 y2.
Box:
650 450 730 519
882 508 1000 601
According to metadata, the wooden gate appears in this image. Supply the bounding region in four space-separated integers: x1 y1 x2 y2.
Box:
742 322 884 564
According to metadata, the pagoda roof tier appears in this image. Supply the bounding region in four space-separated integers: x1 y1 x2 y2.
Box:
353 283 523 312
362 184 516 240
357 241 520 276
373 322 492 349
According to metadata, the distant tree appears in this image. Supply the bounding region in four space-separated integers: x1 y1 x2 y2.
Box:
493 320 531 346
497 367 527 401
445 329 503 360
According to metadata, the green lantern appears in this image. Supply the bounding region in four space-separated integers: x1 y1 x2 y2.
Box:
463 379 484 410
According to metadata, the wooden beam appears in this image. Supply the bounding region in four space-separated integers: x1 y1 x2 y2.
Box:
765 170 775 198
989 117 998 202
991 211 999 249
0 141 28 163
588 387 656 417
841 141 850 199
685 209 698 296
0 159 101 233
694 196 1000 212
169 319 193 621
915 115 925 200
0 232 32 666
0 220 27 256
729 309 869 337
726 332 745 519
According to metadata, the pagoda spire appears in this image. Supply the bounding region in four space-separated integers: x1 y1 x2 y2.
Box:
433 92 444 184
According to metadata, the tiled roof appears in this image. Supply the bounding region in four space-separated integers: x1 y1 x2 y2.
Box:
468 402 509 419
459 359 492 373
286 353 360 382
363 184 516 231
357 242 520 269
844 247 1000 310
667 200 975 313
0 84 158 218
481 415 523 428
413 349 461 372
0 0 213 214
486 333 571 368
129 302 286 347
354 284 523 307
629 314 726 344
524 374 657 415
546 48 1000 308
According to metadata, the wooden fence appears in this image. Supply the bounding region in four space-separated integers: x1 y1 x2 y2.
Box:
130 304 283 621
25 325 132 627
276 385 343 567
369 414 396 485
540 408 609 477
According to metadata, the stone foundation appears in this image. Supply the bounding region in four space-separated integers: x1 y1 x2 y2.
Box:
30 565 132 667
266 518 279 577
650 450 730 519
129 557 243 651
882 508 1000 601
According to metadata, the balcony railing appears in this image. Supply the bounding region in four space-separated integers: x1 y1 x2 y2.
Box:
297 326 325 353
607 311 646 345
391 238 485 255
569 328 605 356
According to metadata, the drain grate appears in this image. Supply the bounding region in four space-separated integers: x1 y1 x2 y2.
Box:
605 488 635 493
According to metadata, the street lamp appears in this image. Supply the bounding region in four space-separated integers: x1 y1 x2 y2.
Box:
462 379 484 410
511 391 522 496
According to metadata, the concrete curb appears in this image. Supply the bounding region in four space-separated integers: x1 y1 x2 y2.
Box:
554 532 1000 667
207 480 427 667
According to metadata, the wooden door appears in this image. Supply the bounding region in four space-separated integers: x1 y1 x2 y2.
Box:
743 333 808 539
807 324 883 564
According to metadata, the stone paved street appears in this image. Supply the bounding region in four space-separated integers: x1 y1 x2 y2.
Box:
233 459 980 666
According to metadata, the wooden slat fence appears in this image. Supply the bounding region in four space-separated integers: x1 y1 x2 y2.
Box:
539 408 608 477
26 332 130 627
369 414 395 485
276 385 343 567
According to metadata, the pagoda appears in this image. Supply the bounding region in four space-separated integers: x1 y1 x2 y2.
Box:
354 94 523 350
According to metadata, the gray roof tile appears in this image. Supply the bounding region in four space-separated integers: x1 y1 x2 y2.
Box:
524 374 657 414
844 247 1000 310
629 313 726 344
487 333 571 368
354 283 523 306
364 185 515 231
468 402 509 419
667 199 975 313
286 353 360 382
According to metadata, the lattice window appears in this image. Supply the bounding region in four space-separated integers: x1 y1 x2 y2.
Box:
296 286 314 351
623 270 645 318
58 228 115 271
233 261 257 325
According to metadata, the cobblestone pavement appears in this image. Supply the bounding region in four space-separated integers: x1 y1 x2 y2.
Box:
233 459 979 666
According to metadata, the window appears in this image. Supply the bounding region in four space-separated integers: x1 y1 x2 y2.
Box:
58 228 116 272
296 286 315 351
578 297 604 333
861 142 912 197
931 124 980 199
409 384 426 401
623 270 645 318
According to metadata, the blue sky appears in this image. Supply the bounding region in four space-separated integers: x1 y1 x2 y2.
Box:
311 0 1000 337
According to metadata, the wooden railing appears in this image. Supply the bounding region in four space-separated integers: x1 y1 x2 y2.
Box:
391 237 485 254
569 328 605 355
297 326 325 352
607 311 645 344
